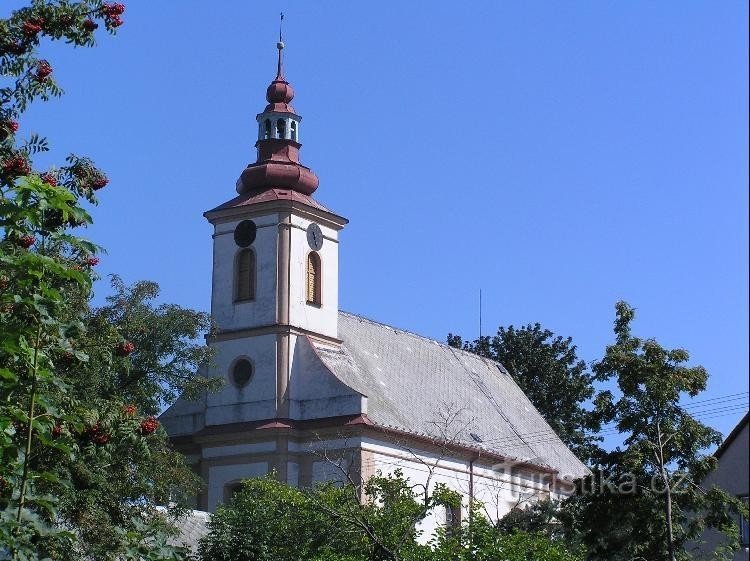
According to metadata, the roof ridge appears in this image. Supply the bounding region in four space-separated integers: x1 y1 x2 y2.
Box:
338 310 507 371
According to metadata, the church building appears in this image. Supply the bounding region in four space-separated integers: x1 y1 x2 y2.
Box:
161 39 588 535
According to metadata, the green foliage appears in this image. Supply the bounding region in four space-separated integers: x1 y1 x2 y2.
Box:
1 4 209 558
198 472 582 561
81 275 216 414
565 301 747 561
448 323 602 462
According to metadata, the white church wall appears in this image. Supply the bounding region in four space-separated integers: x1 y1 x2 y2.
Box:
288 336 364 419
287 214 339 338
360 437 558 542
207 461 268 511
211 213 278 332
205 335 277 424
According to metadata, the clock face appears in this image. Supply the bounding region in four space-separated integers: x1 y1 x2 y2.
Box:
306 223 323 251
234 220 257 247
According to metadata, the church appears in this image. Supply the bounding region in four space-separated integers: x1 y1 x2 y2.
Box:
161 39 588 535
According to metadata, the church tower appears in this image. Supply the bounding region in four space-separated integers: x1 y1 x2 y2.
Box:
203 39 347 424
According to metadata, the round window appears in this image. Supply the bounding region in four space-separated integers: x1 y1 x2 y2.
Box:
232 359 253 388
234 220 257 247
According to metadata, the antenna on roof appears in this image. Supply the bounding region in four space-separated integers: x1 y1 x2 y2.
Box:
479 288 483 341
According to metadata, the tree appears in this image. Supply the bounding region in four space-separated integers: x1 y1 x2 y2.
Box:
565 301 747 561
448 323 602 462
1 3 210 559
198 472 583 561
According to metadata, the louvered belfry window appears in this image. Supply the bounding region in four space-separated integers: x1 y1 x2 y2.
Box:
306 252 321 305
236 249 255 301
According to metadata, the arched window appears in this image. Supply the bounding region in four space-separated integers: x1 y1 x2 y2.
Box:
235 249 255 302
290 121 298 141
306 252 321 306
276 118 286 139
264 119 272 139
224 481 243 503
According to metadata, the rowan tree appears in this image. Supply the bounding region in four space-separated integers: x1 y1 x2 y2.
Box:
0 3 210 559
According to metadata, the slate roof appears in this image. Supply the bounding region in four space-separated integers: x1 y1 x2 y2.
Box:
312 312 589 479
169 509 210 553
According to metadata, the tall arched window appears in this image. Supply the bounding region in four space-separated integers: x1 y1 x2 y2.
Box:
290 121 298 141
264 119 272 140
276 118 286 139
235 249 255 302
306 252 321 306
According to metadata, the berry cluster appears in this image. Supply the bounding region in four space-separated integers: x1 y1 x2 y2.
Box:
86 423 110 445
22 18 44 36
101 3 125 28
2 155 31 176
122 404 137 417
139 416 159 435
115 341 135 357
2 120 19 133
17 235 35 249
34 60 53 81
83 19 99 32
91 174 109 190
85 256 100 266
40 172 57 186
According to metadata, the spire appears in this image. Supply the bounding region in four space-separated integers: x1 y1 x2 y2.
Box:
235 22 319 197
276 12 284 80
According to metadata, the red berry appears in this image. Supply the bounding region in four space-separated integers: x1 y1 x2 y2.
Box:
102 3 126 16
85 256 100 267
40 172 57 186
115 341 135 357
18 234 35 249
82 19 98 32
122 404 137 416
22 20 43 36
93 432 110 445
108 15 124 27
91 175 108 190
34 60 53 81
3 120 19 133
2 156 31 176
52 424 63 438
139 416 159 435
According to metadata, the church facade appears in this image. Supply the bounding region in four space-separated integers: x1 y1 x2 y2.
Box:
161 40 588 536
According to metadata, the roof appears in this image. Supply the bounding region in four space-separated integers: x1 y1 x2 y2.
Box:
312 312 590 479
715 411 749 459
169 509 210 552
207 188 333 214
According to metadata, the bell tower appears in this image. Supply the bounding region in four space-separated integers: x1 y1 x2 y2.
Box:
202 38 347 423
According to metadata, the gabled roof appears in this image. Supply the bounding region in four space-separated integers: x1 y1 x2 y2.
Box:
312 312 590 479
715 411 749 459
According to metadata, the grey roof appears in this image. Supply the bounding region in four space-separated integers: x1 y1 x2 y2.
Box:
312 312 589 479
169 509 210 553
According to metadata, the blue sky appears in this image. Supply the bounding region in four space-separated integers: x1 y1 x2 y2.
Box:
13 2 749 437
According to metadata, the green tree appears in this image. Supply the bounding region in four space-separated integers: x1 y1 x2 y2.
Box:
1 3 210 559
448 323 602 462
566 301 746 561
199 471 584 561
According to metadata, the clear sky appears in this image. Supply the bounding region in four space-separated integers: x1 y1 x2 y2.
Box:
13 2 749 437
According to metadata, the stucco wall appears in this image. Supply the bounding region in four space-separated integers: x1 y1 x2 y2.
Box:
693 419 749 560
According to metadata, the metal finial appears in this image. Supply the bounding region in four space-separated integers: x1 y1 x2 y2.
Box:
276 13 285 78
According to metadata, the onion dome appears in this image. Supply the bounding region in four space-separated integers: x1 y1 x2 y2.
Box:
237 40 319 196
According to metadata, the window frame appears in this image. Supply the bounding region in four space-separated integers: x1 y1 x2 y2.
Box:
234 248 256 303
306 250 322 307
